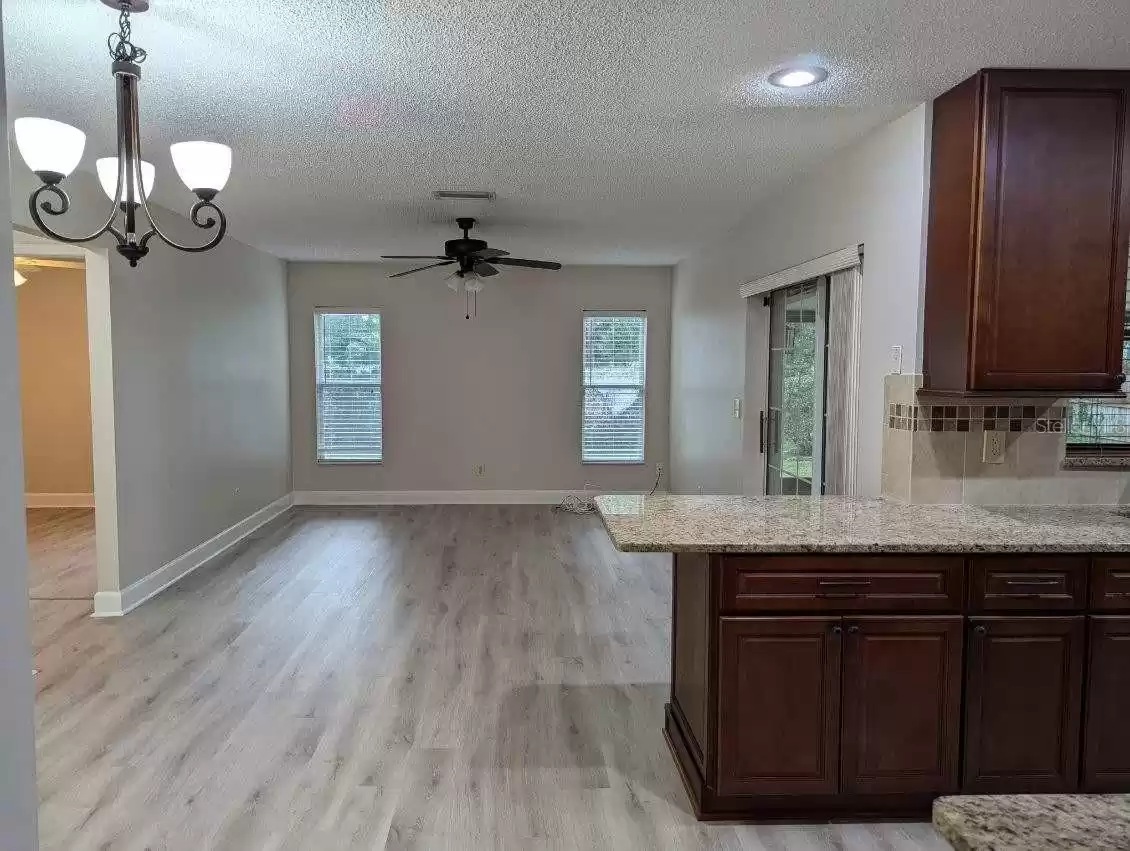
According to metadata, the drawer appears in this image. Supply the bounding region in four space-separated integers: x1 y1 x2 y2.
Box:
720 556 964 613
1092 558 1130 611
969 556 1088 612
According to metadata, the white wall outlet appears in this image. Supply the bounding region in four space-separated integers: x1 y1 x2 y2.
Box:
473 464 485 477
889 345 903 375
733 397 743 420
697 484 705 494
982 430 1006 464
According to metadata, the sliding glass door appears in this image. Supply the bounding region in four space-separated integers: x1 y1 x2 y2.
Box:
764 278 829 495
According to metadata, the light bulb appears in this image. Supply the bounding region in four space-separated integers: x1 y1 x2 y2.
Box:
768 66 829 89
96 158 155 202
170 141 232 196
13 118 86 180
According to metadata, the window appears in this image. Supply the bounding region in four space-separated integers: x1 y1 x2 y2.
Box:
314 311 382 462
1067 260 1130 454
582 311 646 463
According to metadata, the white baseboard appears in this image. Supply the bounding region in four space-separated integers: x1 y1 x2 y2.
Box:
25 492 95 509
92 493 294 618
292 490 583 506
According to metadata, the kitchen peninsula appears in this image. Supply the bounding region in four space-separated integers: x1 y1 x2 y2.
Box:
595 494 1130 822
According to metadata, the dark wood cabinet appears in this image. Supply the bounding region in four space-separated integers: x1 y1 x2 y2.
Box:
1083 616 1130 790
666 552 1130 822
840 616 963 795
923 69 1130 395
963 616 1084 792
716 616 841 796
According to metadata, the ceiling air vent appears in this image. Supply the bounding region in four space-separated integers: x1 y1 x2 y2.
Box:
432 190 496 201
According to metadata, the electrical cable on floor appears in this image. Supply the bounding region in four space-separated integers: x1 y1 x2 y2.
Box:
554 466 662 515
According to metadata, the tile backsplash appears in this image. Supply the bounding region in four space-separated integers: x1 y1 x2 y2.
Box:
887 402 1066 433
881 374 1130 505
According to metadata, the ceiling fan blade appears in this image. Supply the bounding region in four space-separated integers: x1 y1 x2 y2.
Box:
381 255 451 260
388 260 455 279
471 248 509 260
491 257 563 270
473 262 500 277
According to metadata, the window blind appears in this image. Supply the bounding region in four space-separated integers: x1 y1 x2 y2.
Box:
314 311 383 462
582 312 646 463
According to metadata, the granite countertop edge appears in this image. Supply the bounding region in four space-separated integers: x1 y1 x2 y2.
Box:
595 494 1130 555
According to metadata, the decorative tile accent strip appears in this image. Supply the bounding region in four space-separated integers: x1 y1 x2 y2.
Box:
886 402 1066 433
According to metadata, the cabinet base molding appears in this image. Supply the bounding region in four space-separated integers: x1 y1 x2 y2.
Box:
664 705 934 823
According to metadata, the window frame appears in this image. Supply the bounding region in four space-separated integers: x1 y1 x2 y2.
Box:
1065 315 1130 457
580 309 648 465
313 308 384 465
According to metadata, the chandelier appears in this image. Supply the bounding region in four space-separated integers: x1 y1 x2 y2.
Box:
13 0 232 267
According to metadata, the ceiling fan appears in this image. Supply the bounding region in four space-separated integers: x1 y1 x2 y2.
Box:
381 217 562 292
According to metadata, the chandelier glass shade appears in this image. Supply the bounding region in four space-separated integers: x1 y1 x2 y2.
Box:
12 1 232 267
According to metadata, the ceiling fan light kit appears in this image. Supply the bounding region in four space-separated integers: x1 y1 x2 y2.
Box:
382 218 562 313
13 0 232 267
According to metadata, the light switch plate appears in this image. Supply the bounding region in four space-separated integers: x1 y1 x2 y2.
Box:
889 345 903 375
983 430 1006 464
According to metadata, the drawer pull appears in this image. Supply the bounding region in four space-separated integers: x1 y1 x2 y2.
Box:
817 578 873 598
1004 578 1062 587
847 625 860 634
974 624 988 636
831 624 843 635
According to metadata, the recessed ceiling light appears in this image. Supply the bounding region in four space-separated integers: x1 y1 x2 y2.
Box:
768 67 829 89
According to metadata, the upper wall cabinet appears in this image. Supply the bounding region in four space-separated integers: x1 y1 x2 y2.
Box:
922 69 1130 395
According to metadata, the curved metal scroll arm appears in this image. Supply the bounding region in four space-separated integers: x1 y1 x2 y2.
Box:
136 194 228 254
28 181 128 248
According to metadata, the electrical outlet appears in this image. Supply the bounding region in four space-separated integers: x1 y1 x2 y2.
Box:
655 463 664 481
697 483 705 495
982 430 1006 464
733 397 743 420
473 464 485 477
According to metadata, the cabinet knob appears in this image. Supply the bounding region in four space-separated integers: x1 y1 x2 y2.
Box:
974 624 988 636
831 625 843 635
847 625 860 634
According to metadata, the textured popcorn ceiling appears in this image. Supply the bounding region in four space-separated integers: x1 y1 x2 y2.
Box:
4 0 1130 264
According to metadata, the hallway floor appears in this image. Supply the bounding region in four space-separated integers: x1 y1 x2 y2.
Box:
26 507 96 601
31 506 949 850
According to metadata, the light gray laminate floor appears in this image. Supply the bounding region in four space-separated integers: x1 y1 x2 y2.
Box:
26 507 97 601
32 506 951 850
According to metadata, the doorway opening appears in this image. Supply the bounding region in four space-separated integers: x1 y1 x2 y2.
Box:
763 277 830 495
13 229 119 610
15 245 94 600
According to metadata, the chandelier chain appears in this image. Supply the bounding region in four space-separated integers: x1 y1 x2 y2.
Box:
108 3 147 64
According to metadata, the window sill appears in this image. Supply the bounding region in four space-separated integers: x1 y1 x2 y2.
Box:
316 459 384 466
1061 454 1130 471
582 460 647 466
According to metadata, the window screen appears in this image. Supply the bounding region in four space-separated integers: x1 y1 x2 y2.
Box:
582 312 646 463
314 311 382 462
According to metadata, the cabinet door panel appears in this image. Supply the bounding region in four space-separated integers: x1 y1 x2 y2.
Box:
1084 616 1130 790
841 616 963 795
963 616 1084 792
973 71 1130 391
716 617 841 796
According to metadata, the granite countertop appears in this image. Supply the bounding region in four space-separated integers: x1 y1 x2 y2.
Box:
933 794 1130 851
594 494 1130 554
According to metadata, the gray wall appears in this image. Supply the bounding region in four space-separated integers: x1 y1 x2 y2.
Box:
0 23 42 847
289 262 671 493
17 266 94 496
670 104 931 497
10 169 291 589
